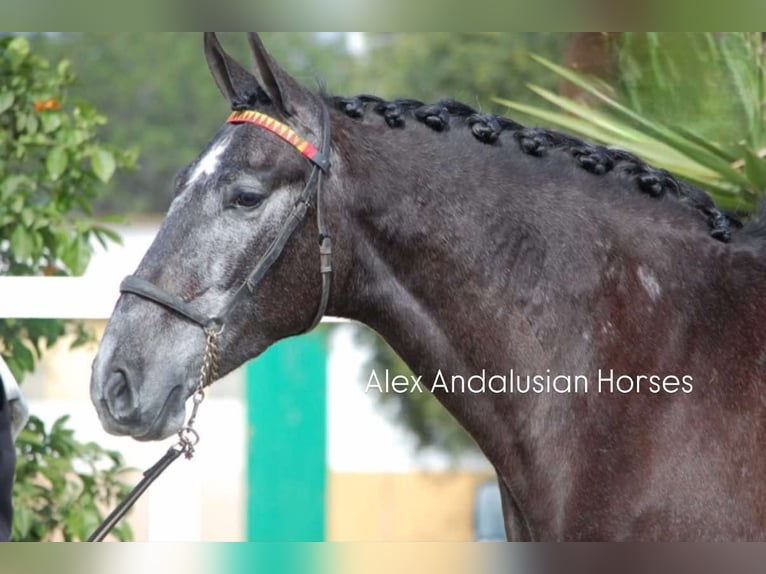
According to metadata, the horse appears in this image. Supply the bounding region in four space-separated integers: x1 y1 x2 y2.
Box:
90 32 766 541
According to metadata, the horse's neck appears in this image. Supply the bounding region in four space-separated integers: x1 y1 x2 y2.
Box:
327 119 636 367
326 122 561 444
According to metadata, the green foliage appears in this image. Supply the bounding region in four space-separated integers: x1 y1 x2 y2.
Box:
1 319 67 384
496 33 766 213
13 415 134 541
616 33 763 147
356 33 568 112
1 34 136 541
1 35 136 280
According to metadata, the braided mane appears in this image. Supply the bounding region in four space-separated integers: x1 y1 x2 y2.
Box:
328 94 738 243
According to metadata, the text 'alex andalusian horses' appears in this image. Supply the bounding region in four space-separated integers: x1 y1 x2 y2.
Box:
90 32 766 541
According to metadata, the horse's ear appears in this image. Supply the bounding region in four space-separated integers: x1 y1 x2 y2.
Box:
204 32 262 106
247 33 314 117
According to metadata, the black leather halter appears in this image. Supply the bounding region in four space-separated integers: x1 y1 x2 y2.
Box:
120 101 333 341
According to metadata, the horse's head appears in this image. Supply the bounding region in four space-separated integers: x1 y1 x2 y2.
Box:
91 33 333 440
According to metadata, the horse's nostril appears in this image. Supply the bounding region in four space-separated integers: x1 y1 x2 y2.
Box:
105 369 139 424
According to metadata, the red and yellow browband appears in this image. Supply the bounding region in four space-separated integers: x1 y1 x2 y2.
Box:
227 110 327 169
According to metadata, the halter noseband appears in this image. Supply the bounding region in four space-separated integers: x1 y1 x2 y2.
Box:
119 102 333 345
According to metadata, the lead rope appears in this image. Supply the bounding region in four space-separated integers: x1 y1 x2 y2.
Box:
87 327 221 542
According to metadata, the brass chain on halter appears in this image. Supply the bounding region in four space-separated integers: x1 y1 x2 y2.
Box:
176 326 222 459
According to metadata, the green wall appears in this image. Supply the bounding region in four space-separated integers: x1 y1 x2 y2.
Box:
245 331 327 541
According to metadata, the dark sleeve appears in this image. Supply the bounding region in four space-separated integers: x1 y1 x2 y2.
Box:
0 378 14 541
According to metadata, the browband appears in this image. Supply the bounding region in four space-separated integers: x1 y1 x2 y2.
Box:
227 110 329 171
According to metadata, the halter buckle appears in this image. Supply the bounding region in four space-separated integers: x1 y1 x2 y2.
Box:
319 235 333 274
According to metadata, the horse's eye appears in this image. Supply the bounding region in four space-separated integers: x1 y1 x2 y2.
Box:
234 190 263 209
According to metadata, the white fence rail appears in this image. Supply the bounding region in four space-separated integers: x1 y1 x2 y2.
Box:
0 276 123 319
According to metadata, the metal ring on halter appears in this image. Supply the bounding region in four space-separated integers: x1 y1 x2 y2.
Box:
178 427 200 449
204 320 225 337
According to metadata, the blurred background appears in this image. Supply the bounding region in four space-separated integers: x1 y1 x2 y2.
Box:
1 32 764 541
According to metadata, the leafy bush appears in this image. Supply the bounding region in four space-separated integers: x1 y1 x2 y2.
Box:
1 34 137 541
13 415 134 541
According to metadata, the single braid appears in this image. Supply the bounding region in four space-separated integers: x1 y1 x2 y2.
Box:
467 114 502 143
415 104 450 132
